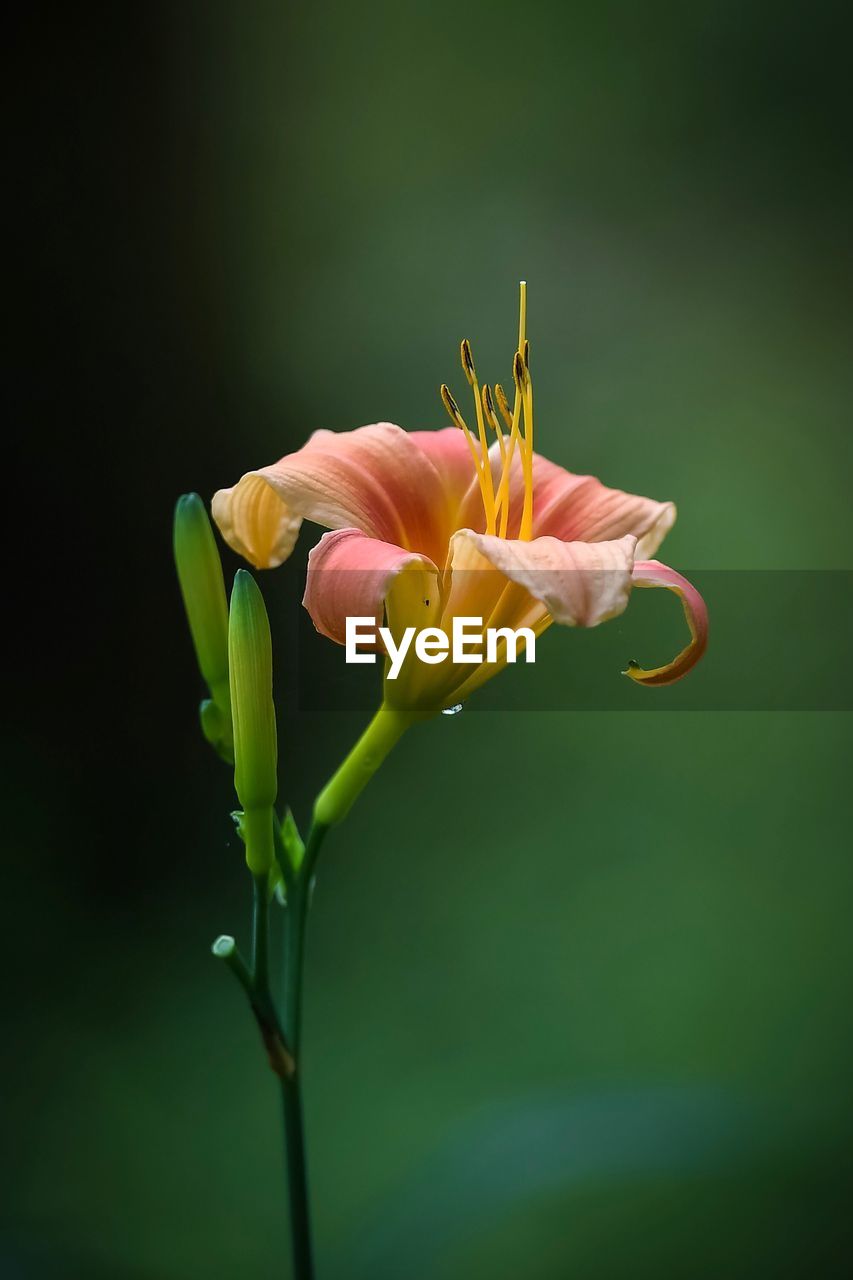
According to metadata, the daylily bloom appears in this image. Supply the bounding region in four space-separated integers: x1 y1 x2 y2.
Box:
213 284 706 708
212 285 707 820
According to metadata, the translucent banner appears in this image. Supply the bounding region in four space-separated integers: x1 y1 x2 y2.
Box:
275 571 853 712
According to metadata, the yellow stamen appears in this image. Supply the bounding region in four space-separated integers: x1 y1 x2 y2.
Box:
482 384 506 469
503 284 534 539
519 355 535 540
440 384 481 473
493 383 514 431
512 350 526 394
495 380 523 538
460 337 476 384
440 381 496 534
440 383 468 433
440 282 535 541
460 340 497 534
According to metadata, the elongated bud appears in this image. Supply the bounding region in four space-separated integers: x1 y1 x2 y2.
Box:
173 493 233 762
228 570 278 874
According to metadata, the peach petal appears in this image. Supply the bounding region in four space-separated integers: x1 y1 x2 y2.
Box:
449 530 638 628
624 561 708 686
422 530 638 709
212 424 453 569
302 528 440 647
409 428 478 522
487 448 676 557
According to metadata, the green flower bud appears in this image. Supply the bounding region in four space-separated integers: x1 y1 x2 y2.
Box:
229 570 278 875
173 493 233 762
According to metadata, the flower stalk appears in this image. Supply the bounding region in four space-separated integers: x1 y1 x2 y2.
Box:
313 703 415 826
278 821 327 1280
177 281 709 1280
207 566 344 1278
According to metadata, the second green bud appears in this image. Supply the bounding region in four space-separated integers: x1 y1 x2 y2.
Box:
229 569 278 876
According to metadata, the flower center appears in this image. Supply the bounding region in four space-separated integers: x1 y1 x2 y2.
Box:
440 281 535 541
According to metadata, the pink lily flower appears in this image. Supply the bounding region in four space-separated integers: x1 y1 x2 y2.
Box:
212 286 707 720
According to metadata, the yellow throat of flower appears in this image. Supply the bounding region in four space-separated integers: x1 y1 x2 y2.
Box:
440 281 535 541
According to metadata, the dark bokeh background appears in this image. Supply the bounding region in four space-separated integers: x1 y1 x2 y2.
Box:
7 2 853 1277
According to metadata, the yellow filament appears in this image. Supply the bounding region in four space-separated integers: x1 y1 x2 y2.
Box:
493 383 514 431
483 385 509 539
502 283 535 540
482 384 506 469
440 380 496 534
461 343 497 535
495 381 523 538
519 358 535 540
490 284 529 534
492 383 518 532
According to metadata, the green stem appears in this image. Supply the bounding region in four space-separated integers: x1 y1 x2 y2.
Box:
281 1071 313 1279
216 699 410 1276
279 822 327 1280
313 703 414 827
210 883 289 1092
251 874 269 992
274 705 412 1269
212 935 253 999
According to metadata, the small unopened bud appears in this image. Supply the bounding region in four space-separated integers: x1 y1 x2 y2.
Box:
173 493 233 761
228 570 278 875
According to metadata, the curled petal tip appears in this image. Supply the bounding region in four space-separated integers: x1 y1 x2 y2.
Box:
625 561 708 687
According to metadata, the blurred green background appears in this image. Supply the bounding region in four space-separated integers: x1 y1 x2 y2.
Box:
7 1 853 1277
